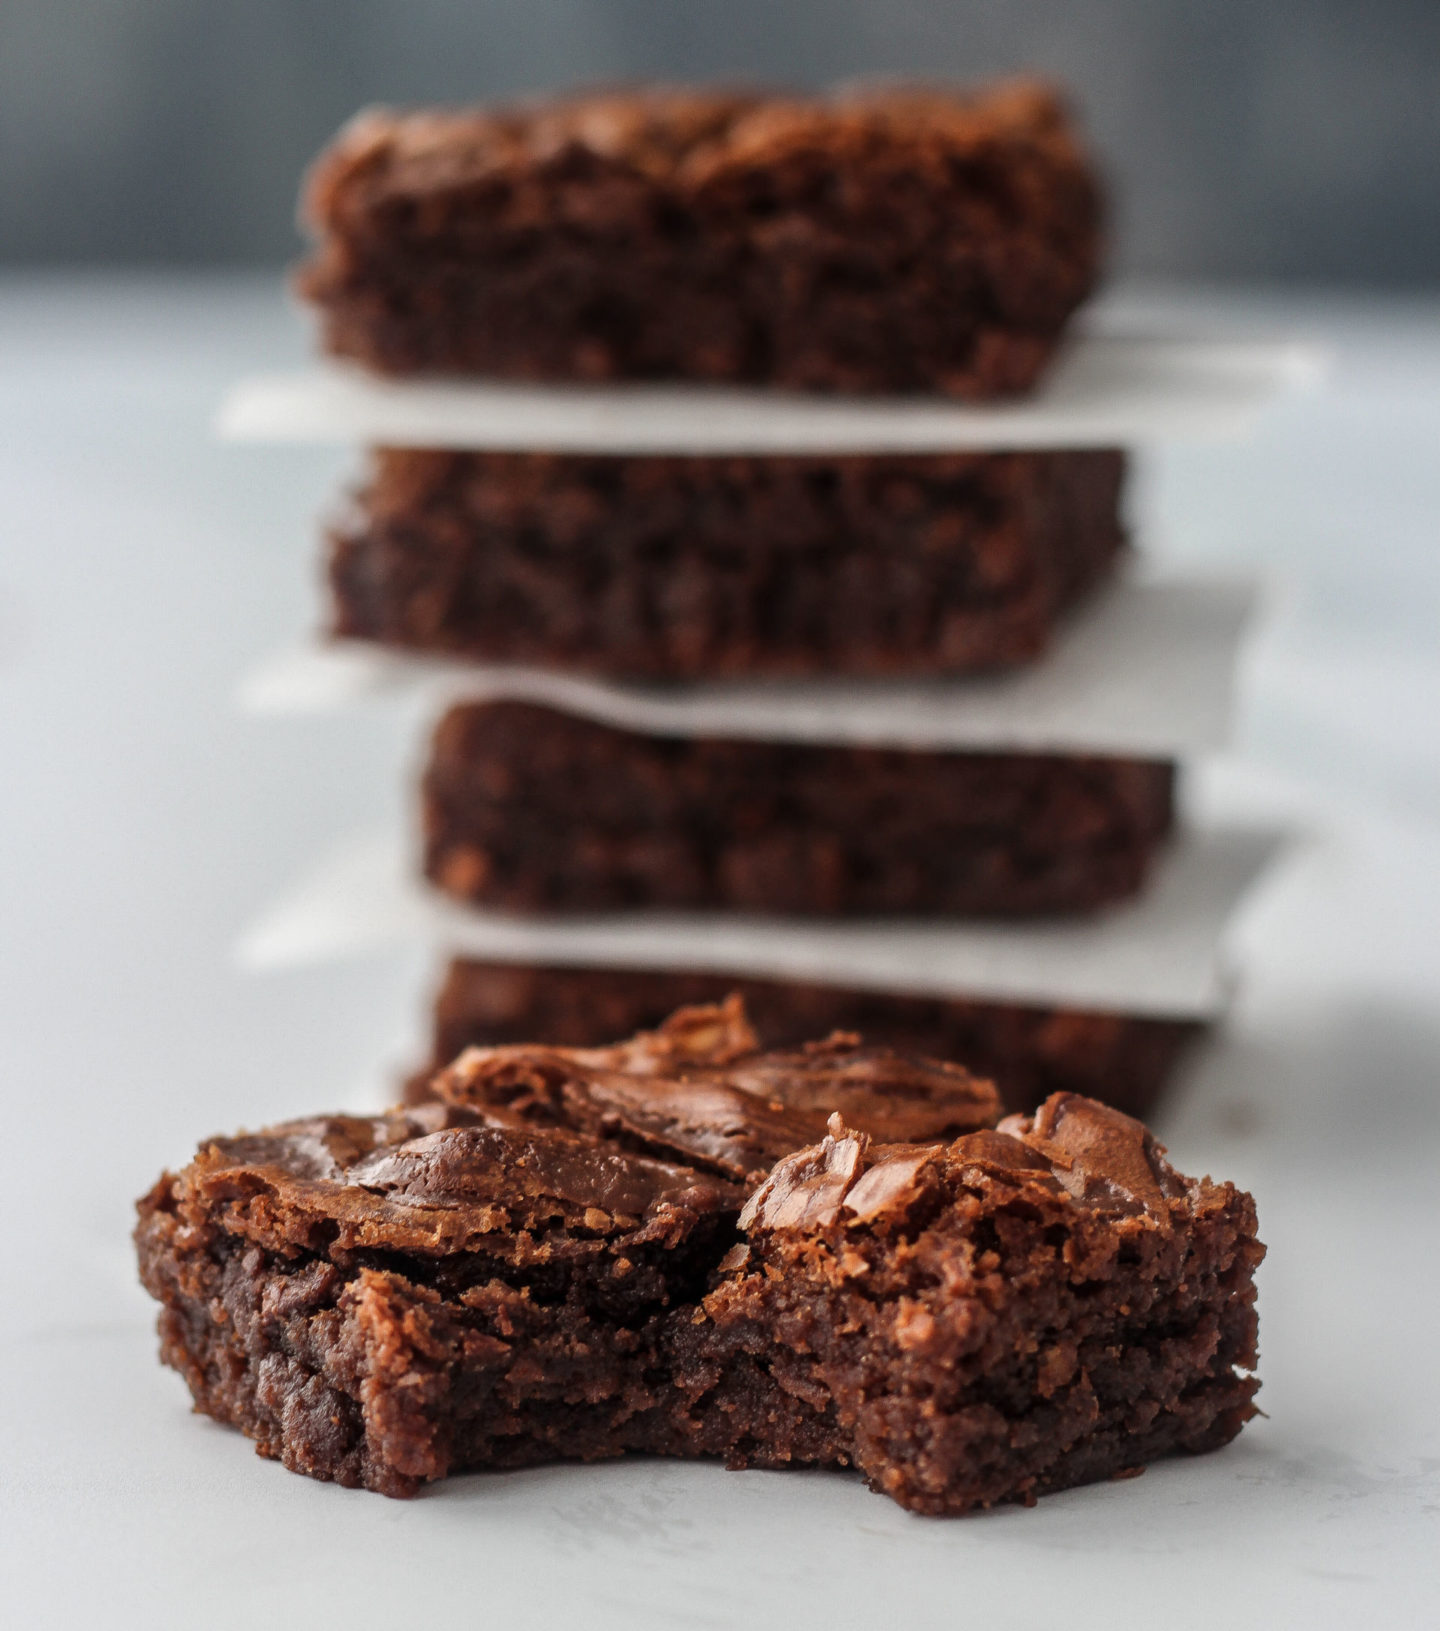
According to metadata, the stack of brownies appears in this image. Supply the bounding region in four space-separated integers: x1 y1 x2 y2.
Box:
140 78 1279 1511
242 80 1281 1122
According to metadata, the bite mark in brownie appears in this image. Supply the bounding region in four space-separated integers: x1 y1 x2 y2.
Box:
329 448 1126 679
421 700 1176 917
298 81 1102 397
416 959 1205 1120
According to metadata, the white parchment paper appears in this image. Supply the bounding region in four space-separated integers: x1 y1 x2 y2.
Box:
216 334 1323 454
237 825 1290 1016
240 575 1256 757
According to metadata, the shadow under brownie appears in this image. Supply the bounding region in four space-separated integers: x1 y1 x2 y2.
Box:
329 447 1126 680
415 960 1204 1120
136 1004 1262 1510
298 81 1102 396
422 700 1176 917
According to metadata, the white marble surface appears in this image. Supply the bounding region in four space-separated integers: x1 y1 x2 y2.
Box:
1 278 1437 1627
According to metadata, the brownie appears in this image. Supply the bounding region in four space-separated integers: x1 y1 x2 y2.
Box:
678 1099 1263 1514
135 1004 999 1497
136 1011 1262 1510
417 960 1204 1120
298 81 1102 396
329 447 1126 679
422 700 1176 917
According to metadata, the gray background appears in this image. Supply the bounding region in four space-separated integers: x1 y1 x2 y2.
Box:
2 0 1438 282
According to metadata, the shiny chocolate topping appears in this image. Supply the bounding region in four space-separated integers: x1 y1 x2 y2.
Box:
999 1093 1185 1216
741 1091 1185 1235
198 1102 740 1229
434 998 999 1182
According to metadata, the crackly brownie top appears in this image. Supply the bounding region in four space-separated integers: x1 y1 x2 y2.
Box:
432 997 1000 1183
167 1099 741 1258
738 1092 1199 1236
303 78 1091 229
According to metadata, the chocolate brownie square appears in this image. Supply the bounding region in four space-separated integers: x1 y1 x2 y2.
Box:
329 447 1126 679
298 81 1102 396
136 1005 1262 1510
421 700 1175 917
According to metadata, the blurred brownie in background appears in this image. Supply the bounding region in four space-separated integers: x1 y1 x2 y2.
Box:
298 81 1102 395
329 447 1126 679
410 960 1203 1119
421 700 1175 917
